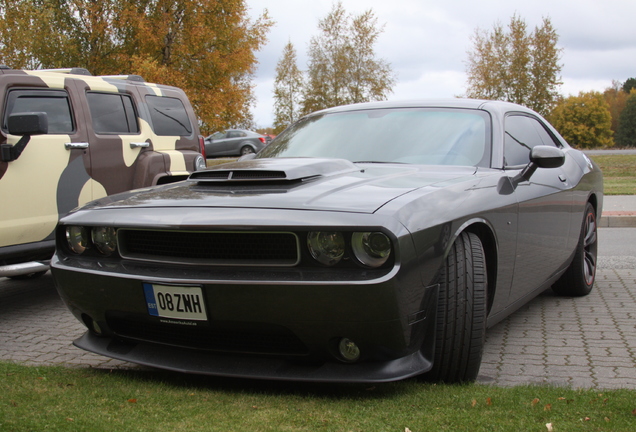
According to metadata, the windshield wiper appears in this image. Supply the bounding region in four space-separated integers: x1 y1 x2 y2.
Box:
353 160 404 164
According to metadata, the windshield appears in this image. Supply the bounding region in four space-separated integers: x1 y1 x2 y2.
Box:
258 108 491 167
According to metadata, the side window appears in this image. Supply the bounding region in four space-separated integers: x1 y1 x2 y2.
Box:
3 89 74 134
504 115 558 167
145 95 193 136
86 92 139 134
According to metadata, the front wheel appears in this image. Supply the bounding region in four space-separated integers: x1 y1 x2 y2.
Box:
423 231 488 383
552 202 597 297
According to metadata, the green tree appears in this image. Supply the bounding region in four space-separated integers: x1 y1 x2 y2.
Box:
0 0 273 133
615 91 636 148
466 15 562 116
622 77 636 93
301 1 395 115
272 41 304 134
548 91 613 149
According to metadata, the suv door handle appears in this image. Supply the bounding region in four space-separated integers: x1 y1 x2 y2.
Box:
130 142 150 149
65 142 89 150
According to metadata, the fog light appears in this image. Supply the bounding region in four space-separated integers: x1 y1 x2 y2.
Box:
338 338 361 362
91 320 102 335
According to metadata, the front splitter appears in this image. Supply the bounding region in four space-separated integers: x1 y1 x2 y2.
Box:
74 332 431 383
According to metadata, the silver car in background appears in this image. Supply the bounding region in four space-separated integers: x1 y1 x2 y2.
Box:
204 129 268 157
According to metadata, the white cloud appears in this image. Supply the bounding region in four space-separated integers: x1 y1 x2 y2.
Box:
247 0 636 127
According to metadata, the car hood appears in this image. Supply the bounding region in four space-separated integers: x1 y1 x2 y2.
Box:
87 158 478 214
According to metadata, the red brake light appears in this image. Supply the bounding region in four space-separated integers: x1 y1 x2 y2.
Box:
259 137 266 144
198 135 206 159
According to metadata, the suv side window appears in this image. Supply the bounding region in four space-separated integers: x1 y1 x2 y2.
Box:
504 115 559 167
145 95 193 136
86 92 139 134
3 89 74 134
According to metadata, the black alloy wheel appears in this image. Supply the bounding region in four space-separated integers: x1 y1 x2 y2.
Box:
552 202 598 297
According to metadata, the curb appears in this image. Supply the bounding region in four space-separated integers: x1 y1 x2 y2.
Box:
600 212 636 228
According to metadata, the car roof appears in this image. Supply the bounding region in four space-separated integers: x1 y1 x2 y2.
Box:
309 98 537 117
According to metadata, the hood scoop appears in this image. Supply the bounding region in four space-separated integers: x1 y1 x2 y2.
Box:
188 158 360 188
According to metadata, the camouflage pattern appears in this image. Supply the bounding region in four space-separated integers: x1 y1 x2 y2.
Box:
0 68 203 265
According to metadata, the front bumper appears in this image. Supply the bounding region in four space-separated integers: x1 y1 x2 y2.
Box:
75 331 432 383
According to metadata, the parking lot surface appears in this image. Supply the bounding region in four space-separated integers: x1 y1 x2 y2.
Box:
1 261 634 389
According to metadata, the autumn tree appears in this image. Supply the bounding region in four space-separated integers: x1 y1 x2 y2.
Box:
615 92 636 148
301 1 395 114
466 15 562 116
273 41 304 134
0 0 273 133
603 80 630 136
548 91 613 149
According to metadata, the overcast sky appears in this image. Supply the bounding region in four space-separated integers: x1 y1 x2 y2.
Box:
245 0 636 128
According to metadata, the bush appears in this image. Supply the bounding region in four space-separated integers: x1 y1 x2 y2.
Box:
548 91 614 148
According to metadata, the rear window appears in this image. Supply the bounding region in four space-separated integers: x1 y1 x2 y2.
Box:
86 92 139 134
3 89 74 134
145 95 193 136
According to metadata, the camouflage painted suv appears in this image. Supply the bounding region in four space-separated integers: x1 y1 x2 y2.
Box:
0 67 206 279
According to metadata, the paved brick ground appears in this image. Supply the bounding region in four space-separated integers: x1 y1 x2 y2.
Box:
1 267 635 389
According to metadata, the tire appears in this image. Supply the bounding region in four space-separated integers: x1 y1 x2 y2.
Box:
423 231 488 383
552 202 597 297
240 145 255 155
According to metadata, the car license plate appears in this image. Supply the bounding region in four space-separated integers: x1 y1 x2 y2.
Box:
143 283 207 321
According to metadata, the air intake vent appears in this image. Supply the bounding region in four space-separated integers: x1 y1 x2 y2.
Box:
190 170 287 182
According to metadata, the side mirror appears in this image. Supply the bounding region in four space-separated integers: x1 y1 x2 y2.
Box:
8 112 49 135
530 145 565 169
513 145 565 184
1 112 48 162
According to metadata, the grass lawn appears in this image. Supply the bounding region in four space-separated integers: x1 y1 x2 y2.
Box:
2 362 635 431
206 154 635 196
588 154 636 195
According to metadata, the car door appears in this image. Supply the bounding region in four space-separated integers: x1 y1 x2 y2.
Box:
504 113 574 302
223 130 244 154
210 131 231 155
0 75 92 249
71 79 148 196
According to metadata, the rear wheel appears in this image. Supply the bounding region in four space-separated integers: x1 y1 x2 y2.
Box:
552 202 597 297
423 231 488 383
240 145 255 155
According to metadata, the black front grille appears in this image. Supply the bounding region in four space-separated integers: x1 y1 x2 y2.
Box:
119 230 299 266
106 312 309 356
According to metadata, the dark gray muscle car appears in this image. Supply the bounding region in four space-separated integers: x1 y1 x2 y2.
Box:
51 99 603 383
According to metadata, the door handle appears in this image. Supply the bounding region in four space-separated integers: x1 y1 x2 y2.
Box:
130 142 150 149
65 142 89 150
558 174 567 182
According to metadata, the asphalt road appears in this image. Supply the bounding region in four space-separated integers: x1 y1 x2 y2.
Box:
1 227 635 389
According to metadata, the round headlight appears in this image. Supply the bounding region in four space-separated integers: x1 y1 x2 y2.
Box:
194 154 206 171
91 226 118 256
307 231 345 266
351 232 392 267
66 226 90 254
